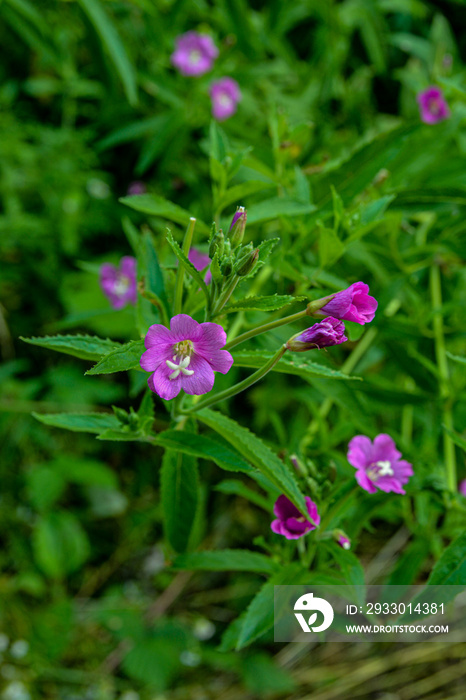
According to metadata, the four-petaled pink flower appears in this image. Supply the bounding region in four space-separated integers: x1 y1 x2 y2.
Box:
171 31 218 76
210 77 241 121
318 282 377 325
99 257 137 310
188 248 212 285
417 86 450 125
271 495 320 540
459 480 466 497
140 314 233 400
286 317 347 352
347 434 413 495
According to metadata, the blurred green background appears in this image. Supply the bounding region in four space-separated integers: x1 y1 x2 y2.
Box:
1 1 465 698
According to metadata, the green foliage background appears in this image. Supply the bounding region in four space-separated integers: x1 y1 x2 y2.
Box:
0 1 465 698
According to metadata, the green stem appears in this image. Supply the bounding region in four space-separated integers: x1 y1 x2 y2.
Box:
173 217 196 316
181 345 288 414
212 275 240 315
429 263 456 491
225 308 308 350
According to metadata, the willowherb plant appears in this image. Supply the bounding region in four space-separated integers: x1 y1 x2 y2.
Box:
22 191 432 649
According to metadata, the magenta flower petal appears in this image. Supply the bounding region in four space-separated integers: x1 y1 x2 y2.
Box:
372 434 401 463
188 248 210 271
180 353 215 395
140 346 172 372
459 480 466 497
286 317 347 351
348 434 413 495
149 363 182 401
99 257 137 310
270 495 319 540
171 31 218 77
347 435 374 469
170 314 200 339
319 282 377 325
417 86 450 124
144 323 175 350
140 313 232 401
210 77 241 121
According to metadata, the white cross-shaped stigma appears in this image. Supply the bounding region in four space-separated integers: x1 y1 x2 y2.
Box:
166 355 194 380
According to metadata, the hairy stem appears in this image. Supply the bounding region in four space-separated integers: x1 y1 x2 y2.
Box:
225 308 308 350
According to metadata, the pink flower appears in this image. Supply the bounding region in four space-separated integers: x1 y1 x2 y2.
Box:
318 282 377 325
140 314 233 400
171 31 218 77
459 480 466 497
210 78 241 121
347 434 413 495
417 86 450 124
286 317 347 351
188 248 212 285
99 257 137 310
271 495 320 540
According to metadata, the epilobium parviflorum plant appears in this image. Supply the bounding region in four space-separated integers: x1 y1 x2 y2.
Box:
22 120 465 662
7 1 466 694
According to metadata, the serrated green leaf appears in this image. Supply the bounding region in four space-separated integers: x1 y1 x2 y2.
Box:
161 449 199 553
428 532 466 586
119 194 210 235
33 412 121 434
223 295 306 314
77 0 137 106
153 430 255 475
171 549 278 575
197 409 307 515
21 334 121 361
232 350 360 381
86 339 144 375
236 563 310 649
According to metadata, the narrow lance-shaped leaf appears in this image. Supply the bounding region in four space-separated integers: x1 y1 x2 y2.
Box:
222 295 306 314
120 193 210 235
33 412 121 434
161 449 199 554
232 350 361 381
171 550 278 575
196 409 307 515
86 339 144 375
78 0 137 106
20 335 122 362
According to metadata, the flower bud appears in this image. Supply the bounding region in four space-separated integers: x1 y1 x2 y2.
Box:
286 317 347 352
209 229 224 259
221 258 233 277
113 406 129 424
235 248 259 277
229 206 247 248
334 530 351 550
